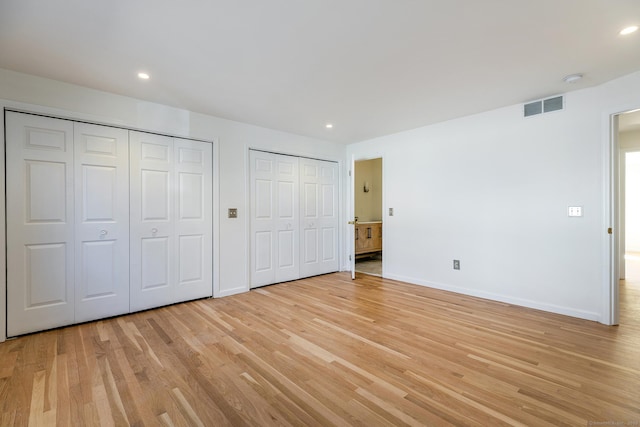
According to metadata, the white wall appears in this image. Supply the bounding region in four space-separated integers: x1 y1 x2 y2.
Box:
347 70 640 322
0 68 346 342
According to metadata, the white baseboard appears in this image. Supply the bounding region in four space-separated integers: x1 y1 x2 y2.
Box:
384 273 601 323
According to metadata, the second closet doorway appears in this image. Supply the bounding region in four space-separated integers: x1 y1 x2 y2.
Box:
249 150 339 288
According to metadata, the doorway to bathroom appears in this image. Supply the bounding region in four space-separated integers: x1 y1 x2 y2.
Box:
354 158 383 276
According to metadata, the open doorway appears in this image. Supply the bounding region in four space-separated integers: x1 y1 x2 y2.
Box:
624 151 640 280
616 110 640 323
354 158 383 276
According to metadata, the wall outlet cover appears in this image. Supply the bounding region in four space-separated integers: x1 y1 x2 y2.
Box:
568 206 583 217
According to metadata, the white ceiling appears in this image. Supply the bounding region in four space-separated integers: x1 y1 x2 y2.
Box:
1 0 639 143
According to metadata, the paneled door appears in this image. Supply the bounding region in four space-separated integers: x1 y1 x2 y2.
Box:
74 123 130 322
300 158 339 278
174 138 212 303
250 150 300 288
6 113 76 336
130 132 174 310
130 132 212 311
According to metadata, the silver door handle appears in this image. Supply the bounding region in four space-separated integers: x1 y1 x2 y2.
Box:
151 228 158 235
100 230 107 236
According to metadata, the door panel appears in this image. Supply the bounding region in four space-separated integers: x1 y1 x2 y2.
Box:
26 160 67 222
130 131 175 310
300 158 339 278
82 165 116 221
179 173 203 219
278 181 296 218
179 235 203 283
7 112 75 336
80 240 116 297
275 157 299 282
322 227 336 261
278 230 295 268
255 231 273 273
130 133 212 309
251 151 277 287
74 122 129 322
256 179 273 218
250 151 300 287
25 243 67 306
304 229 318 263
142 170 170 220
141 237 170 289
174 138 212 302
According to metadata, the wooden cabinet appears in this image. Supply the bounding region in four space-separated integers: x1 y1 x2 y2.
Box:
355 222 382 256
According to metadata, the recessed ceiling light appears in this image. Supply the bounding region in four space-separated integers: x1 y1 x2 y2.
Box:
325 123 333 129
137 72 150 80
563 73 583 83
620 26 638 35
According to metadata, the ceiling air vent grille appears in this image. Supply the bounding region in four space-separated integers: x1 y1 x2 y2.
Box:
524 95 564 117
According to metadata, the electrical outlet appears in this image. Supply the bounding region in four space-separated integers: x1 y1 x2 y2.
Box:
228 208 238 218
453 260 460 270
389 207 394 216
568 206 583 217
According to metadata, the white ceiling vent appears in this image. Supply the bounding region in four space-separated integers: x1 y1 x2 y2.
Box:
524 95 564 117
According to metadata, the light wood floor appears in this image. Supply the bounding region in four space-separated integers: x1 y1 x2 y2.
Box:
1 273 639 426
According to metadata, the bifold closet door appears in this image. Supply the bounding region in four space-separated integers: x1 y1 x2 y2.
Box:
250 151 300 288
74 123 130 323
130 131 212 311
174 137 212 303
6 113 76 336
299 158 339 278
6 113 130 336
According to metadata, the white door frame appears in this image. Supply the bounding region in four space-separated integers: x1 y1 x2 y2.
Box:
605 112 620 326
604 104 640 326
349 155 356 279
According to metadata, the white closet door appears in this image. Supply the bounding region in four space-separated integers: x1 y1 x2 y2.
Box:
300 158 339 278
6 112 75 336
250 151 299 288
74 123 130 322
130 132 212 310
130 131 175 311
174 138 212 302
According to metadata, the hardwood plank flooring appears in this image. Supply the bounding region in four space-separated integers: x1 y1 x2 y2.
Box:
1 272 639 426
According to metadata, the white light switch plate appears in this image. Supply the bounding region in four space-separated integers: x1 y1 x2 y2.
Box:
568 206 583 217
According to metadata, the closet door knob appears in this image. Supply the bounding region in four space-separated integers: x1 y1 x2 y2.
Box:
99 230 108 238
151 228 158 235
